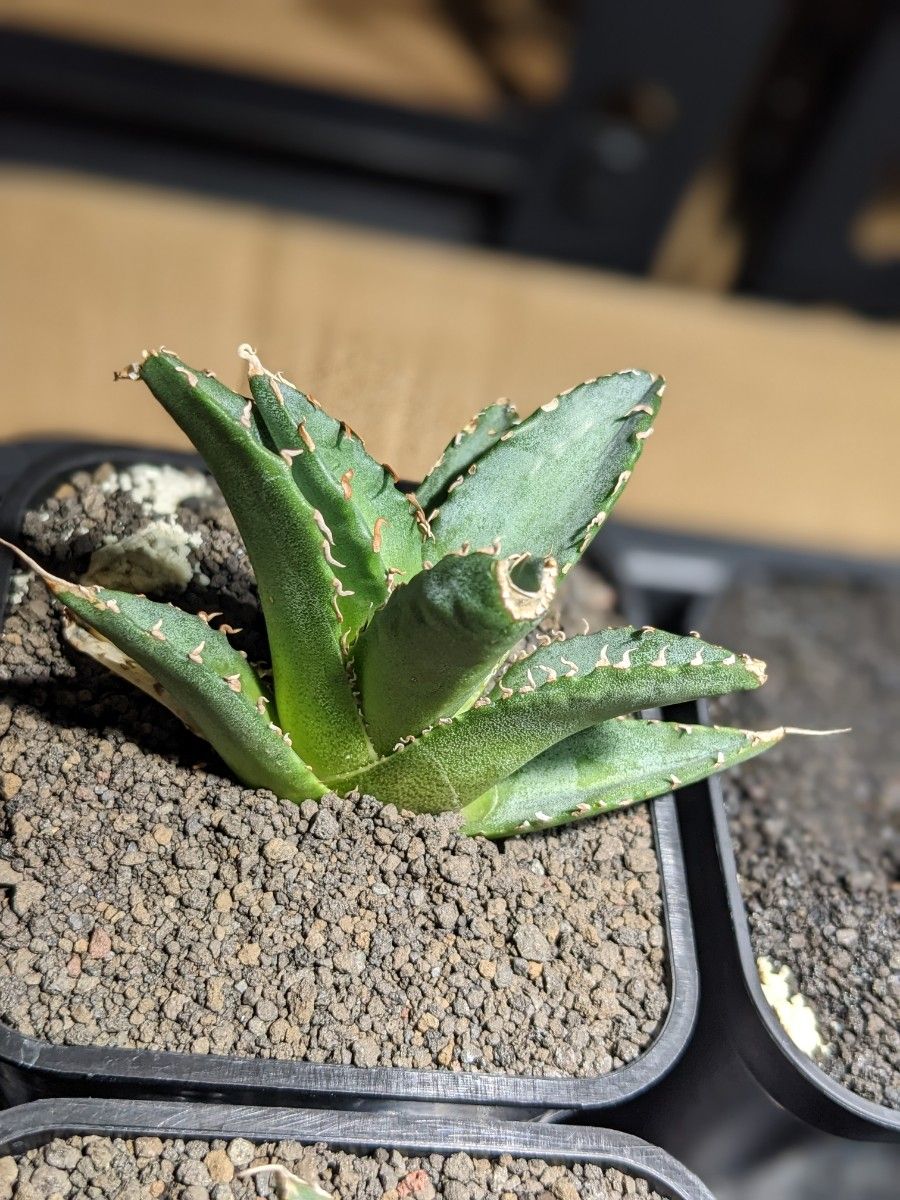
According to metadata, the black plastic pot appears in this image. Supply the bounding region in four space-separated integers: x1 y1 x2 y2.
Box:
0 1097 716 1199
0 441 698 1117
594 522 900 1141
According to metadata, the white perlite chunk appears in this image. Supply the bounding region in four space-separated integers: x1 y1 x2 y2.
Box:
101 463 211 515
757 956 828 1058
84 520 202 593
83 464 211 593
7 570 30 609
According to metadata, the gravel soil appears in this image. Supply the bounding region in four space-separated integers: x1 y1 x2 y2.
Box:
1 1134 668 1200
708 578 900 1107
0 462 668 1077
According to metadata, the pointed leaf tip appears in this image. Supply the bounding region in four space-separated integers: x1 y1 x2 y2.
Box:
417 399 521 511
3 543 326 801
779 725 850 737
460 716 793 838
0 538 85 597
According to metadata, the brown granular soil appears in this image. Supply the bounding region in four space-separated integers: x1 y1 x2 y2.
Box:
709 577 899 1108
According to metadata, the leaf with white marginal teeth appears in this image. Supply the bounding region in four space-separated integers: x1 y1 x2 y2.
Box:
430 370 663 570
116 357 275 450
352 549 558 752
135 348 375 777
0 541 326 802
494 624 767 701
461 717 785 838
329 625 765 811
240 345 423 634
416 400 519 513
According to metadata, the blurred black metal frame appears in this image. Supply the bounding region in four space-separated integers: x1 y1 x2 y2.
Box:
736 2 900 316
1 6 898 310
0 3 781 274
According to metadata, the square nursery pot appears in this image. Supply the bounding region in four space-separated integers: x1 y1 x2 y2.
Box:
598 522 900 1141
0 442 698 1117
0 1096 716 1200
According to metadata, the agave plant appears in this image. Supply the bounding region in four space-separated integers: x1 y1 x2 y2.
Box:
0 346 827 838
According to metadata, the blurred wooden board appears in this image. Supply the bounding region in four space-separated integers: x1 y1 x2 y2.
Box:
1 167 898 558
0 0 502 114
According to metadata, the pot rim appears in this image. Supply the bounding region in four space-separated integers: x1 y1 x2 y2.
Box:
0 1096 715 1199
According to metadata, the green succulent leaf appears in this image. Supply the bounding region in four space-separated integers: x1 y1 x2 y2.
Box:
329 626 764 811
461 717 784 838
416 400 519 513
1 541 326 802
242 359 386 635
134 349 375 777
242 345 424 626
123 358 275 451
352 549 558 752
429 370 663 569
494 624 767 702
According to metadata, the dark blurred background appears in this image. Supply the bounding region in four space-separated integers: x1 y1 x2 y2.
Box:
0 5 897 1194
2 0 899 309
0 0 898 562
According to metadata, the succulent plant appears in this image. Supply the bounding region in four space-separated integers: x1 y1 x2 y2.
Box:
1 347 830 838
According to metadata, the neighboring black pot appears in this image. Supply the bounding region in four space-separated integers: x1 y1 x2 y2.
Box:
0 1096 716 1200
594 522 900 1141
0 441 698 1117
